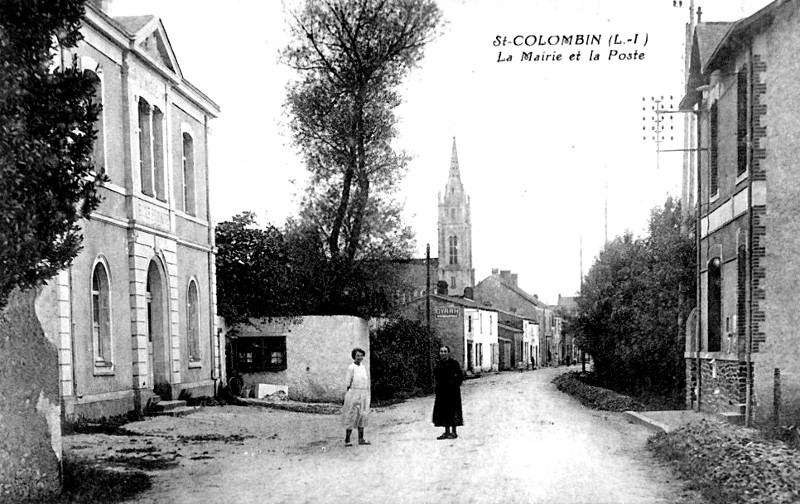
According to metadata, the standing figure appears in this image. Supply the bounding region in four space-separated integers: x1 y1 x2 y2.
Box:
342 347 370 447
432 345 464 439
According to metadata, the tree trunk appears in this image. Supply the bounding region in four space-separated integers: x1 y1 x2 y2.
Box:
0 286 62 501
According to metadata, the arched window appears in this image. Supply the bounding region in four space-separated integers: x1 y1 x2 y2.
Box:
182 132 196 216
84 69 105 170
187 280 200 362
448 235 458 265
92 261 112 365
707 257 722 352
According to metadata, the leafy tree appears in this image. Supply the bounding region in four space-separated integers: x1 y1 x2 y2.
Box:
0 0 105 309
216 213 409 326
370 319 440 400
283 0 441 262
574 197 695 403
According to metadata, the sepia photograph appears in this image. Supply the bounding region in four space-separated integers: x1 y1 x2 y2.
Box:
1 0 799 502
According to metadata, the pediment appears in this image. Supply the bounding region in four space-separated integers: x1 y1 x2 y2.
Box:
132 19 182 79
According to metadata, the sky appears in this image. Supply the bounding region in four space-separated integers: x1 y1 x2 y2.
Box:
112 0 771 305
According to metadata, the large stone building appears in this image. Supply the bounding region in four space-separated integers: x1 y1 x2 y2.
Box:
438 137 475 296
38 0 222 420
681 0 800 426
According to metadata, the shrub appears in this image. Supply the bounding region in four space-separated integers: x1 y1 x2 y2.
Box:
552 371 645 412
648 419 800 504
370 319 440 401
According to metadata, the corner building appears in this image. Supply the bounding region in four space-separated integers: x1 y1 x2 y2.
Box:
682 0 800 426
39 1 222 419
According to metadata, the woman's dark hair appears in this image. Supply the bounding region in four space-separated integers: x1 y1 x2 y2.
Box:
440 345 450 352
351 347 366 359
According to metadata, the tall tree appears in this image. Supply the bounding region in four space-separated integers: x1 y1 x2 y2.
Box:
283 0 441 262
574 197 695 402
0 0 105 309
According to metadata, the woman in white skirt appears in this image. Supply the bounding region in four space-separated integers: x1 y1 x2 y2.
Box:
342 347 370 446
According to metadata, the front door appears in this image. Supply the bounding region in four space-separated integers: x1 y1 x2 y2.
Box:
146 261 169 397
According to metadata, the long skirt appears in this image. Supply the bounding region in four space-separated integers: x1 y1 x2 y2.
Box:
342 388 370 429
432 387 463 427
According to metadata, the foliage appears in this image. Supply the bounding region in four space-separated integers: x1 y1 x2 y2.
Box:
283 0 442 263
648 419 800 504
215 213 410 325
552 371 645 412
215 212 299 327
370 319 440 400
572 197 695 401
0 0 107 309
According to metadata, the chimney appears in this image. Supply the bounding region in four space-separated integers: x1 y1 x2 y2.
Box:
491 268 499 275
510 273 518 287
500 270 511 282
463 287 474 300
91 0 113 14
533 294 539 300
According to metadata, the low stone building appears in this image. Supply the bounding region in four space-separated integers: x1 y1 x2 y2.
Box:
229 316 369 402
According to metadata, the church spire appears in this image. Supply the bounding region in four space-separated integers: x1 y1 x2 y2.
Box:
449 136 461 180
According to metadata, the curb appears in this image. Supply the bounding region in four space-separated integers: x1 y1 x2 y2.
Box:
623 411 671 433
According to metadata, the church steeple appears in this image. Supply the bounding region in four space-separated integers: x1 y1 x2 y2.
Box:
449 136 461 180
437 136 474 296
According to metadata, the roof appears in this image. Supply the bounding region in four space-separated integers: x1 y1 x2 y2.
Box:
405 293 498 311
680 22 733 109
704 0 784 74
497 322 523 333
556 295 579 312
475 274 549 310
113 15 156 35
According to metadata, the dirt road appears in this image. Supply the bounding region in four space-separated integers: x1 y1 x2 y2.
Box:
66 367 701 504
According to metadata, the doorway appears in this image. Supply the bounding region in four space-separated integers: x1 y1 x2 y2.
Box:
146 260 170 398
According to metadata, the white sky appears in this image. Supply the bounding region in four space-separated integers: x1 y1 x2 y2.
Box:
112 0 770 305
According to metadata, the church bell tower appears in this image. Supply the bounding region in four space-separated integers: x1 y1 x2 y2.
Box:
437 137 474 296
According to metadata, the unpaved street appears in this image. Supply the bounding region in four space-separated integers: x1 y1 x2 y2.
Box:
66 367 700 504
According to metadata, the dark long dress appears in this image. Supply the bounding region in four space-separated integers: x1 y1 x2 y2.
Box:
432 357 464 427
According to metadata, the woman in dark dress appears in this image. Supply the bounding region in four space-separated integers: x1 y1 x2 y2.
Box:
432 345 464 439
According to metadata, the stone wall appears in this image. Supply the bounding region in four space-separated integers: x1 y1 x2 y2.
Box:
0 288 61 501
696 358 750 415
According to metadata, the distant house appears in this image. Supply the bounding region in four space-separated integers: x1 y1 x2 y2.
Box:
496 309 539 370
681 0 800 426
556 294 580 365
401 294 498 375
475 269 559 367
230 316 369 402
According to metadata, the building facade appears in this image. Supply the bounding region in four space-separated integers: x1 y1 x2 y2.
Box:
401 294 497 374
682 0 800 426
438 137 475 296
38 1 222 420
232 316 369 402
475 269 559 367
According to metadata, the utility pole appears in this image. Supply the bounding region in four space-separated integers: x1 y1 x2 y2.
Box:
426 243 433 393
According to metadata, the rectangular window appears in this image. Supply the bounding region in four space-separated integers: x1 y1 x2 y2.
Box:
138 99 154 196
468 315 472 333
737 67 748 177
234 337 287 372
153 107 166 201
710 102 719 195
